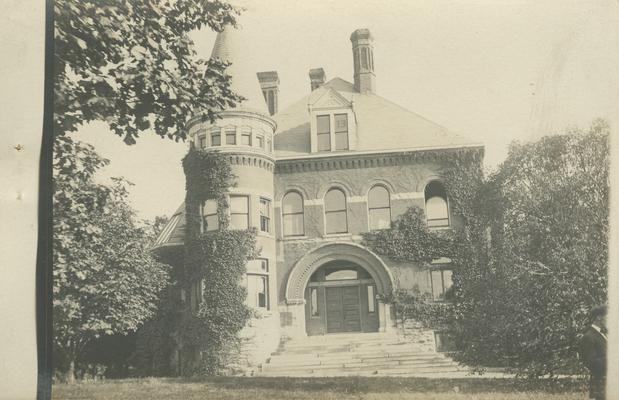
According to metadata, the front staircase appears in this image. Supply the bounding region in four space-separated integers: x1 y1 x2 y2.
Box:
259 330 469 377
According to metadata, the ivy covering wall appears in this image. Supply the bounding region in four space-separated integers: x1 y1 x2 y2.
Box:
180 147 258 375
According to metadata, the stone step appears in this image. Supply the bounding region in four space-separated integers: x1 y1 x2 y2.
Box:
273 342 428 354
263 357 458 372
268 351 444 365
260 363 464 377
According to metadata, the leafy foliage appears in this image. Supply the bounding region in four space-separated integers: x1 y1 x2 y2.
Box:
53 136 170 381
54 0 243 143
451 121 609 376
181 149 257 375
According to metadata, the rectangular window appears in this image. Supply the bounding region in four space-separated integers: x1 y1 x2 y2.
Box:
310 287 319 316
367 285 375 313
430 269 454 301
198 134 207 149
334 114 348 150
230 195 249 230
247 274 269 309
241 128 252 146
260 198 270 233
202 200 219 231
317 115 330 151
211 130 221 146
256 135 264 149
225 129 236 145
267 139 272 153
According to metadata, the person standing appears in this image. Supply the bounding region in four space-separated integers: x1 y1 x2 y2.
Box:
579 305 608 400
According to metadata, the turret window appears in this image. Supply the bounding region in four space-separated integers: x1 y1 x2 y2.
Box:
241 127 252 146
246 259 269 310
256 135 264 149
202 200 219 232
225 128 236 145
317 115 331 151
198 134 207 149
260 198 271 233
211 129 221 146
230 195 249 230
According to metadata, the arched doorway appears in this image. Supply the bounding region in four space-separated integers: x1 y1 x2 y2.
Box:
305 261 379 335
284 242 394 337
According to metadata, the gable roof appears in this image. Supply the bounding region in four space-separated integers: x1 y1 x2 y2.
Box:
274 78 481 158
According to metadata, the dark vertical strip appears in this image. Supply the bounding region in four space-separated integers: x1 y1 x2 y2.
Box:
37 0 54 399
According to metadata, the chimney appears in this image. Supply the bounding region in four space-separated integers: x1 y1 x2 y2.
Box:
309 68 326 91
350 29 375 93
257 71 279 116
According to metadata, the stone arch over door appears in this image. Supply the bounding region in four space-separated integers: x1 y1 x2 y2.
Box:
285 242 395 335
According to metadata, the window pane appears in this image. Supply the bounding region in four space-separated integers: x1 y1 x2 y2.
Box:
256 136 264 148
443 270 453 293
267 139 272 153
199 135 207 148
211 134 221 146
325 269 358 281
317 133 330 151
369 186 390 208
204 200 217 214
283 214 304 236
317 115 330 134
241 134 251 145
369 208 391 230
283 192 303 213
426 196 449 225
230 214 249 230
367 285 375 313
335 132 348 150
431 270 444 300
226 132 236 145
260 199 270 217
204 214 219 231
326 210 347 234
325 189 346 212
230 196 249 213
311 288 319 316
258 276 267 308
334 114 348 133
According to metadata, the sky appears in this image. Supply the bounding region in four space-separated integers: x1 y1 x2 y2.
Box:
76 0 619 220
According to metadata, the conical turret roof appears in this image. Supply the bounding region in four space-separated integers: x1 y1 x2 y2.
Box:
211 25 269 115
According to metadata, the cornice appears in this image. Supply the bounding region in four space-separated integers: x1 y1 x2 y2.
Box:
274 145 484 173
186 109 277 132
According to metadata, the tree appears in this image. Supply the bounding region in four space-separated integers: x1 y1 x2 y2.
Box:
54 0 243 143
53 136 170 382
452 120 609 376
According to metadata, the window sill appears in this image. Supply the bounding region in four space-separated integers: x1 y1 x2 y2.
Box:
323 233 352 239
281 235 309 241
257 231 275 239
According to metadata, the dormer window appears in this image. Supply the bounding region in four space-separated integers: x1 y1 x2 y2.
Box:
334 114 348 150
317 115 331 151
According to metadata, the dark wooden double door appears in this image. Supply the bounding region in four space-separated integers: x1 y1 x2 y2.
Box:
305 283 379 335
325 286 361 333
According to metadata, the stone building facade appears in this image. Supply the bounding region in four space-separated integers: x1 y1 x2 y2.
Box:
153 25 483 373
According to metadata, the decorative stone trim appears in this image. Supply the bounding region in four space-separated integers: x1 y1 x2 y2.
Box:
186 109 277 131
285 241 394 302
274 147 483 174
226 153 275 172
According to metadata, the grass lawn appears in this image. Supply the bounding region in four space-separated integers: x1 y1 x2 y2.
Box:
52 376 587 400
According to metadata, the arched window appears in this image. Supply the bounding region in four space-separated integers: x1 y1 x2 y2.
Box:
425 181 449 227
325 188 347 234
282 191 304 236
368 185 391 230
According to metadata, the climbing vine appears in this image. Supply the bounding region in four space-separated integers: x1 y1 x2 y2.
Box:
180 146 258 375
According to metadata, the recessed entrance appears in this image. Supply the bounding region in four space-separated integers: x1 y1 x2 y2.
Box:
304 261 379 335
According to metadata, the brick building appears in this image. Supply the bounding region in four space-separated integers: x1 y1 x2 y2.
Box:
153 25 483 372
